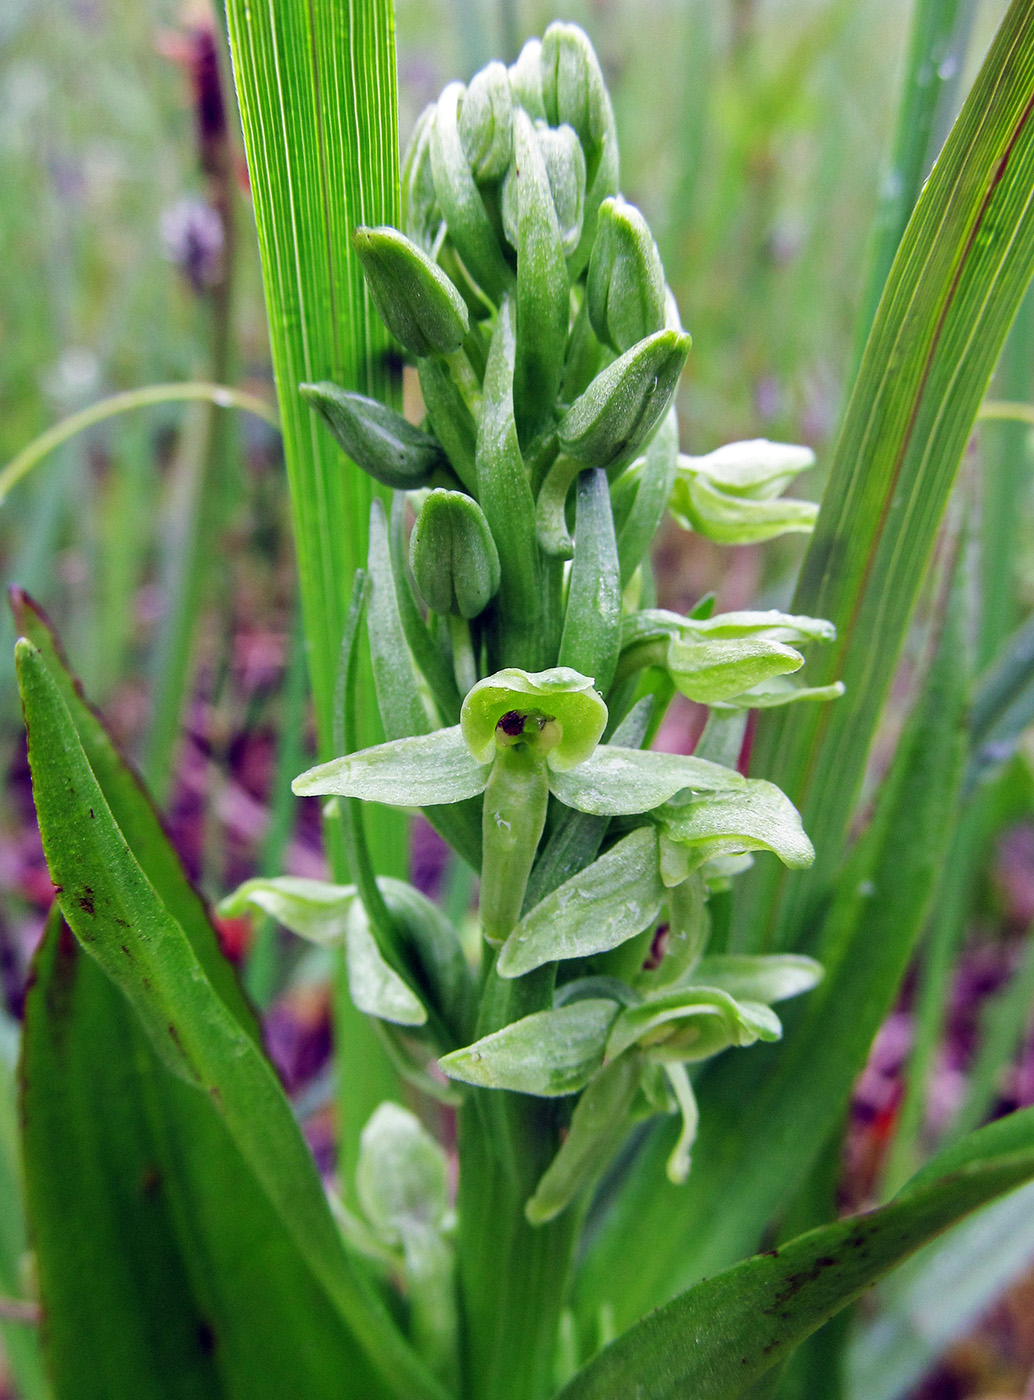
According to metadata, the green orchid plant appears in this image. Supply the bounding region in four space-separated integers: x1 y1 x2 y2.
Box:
224 21 836 1260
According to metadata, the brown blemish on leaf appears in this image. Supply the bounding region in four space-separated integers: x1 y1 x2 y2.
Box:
77 887 95 917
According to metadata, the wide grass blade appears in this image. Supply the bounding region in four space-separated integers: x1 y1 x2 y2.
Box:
741 0 1034 950
14 634 449 1400
21 909 384 1400
223 0 400 762
557 1110 1034 1400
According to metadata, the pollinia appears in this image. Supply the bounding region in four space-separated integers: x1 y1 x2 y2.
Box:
225 20 839 1283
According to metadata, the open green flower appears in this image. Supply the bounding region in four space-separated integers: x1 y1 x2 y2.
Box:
669 439 818 544
460 667 606 768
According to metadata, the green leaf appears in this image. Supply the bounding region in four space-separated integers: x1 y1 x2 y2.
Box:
15 639 448 1400
509 106 570 443
22 913 386 1400
615 406 679 586
744 0 1034 947
497 827 664 978
293 726 489 807
438 999 619 1095
223 0 399 760
345 902 427 1026
548 744 743 817
10 589 258 1043
430 81 514 302
0 1017 46 1400
475 300 547 668
556 1113 1034 1400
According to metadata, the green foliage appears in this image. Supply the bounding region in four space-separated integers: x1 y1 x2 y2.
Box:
10 5 1034 1400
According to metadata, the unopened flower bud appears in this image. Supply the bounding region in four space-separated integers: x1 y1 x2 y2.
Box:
301 382 446 489
402 104 442 250
558 328 692 472
509 38 547 121
459 61 514 181
537 124 586 257
541 22 611 161
588 196 666 352
409 489 501 618
353 226 469 359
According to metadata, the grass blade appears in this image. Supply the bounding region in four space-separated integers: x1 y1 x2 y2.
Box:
558 1111 1034 1400
741 0 1034 950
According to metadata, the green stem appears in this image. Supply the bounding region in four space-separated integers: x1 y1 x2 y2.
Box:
458 962 579 1400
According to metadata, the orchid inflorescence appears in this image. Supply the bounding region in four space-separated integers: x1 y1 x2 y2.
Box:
224 21 839 1237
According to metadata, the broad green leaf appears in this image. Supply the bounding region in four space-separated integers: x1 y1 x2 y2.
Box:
345 903 427 1027
615 406 678 586
0 1023 46 1400
439 999 619 1095
293 726 489 807
849 1180 1034 1400
689 955 824 1005
556 1111 1034 1400
498 827 664 978
15 640 448 1400
22 912 389 1400
549 744 744 817
743 0 1034 948
10 589 257 1043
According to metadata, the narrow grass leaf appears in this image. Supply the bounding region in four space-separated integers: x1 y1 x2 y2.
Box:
743 0 1034 949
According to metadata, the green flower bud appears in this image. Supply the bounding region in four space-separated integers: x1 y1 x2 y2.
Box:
459 61 514 181
509 38 547 121
503 109 570 443
540 22 619 274
588 196 666 353
541 22 611 162
461 667 607 770
431 81 514 303
558 328 691 472
409 489 501 619
402 103 442 251
669 440 818 544
353 226 469 359
537 124 586 258
301 382 446 490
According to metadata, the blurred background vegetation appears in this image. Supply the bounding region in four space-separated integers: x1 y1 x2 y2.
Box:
4 1 1034 1396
